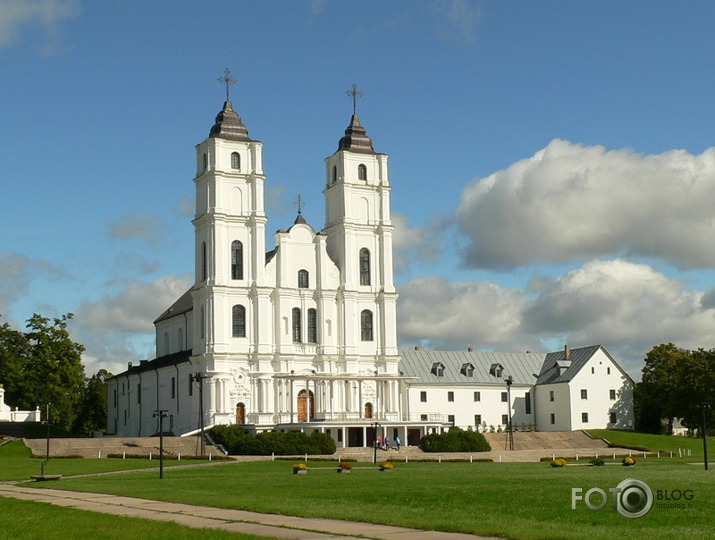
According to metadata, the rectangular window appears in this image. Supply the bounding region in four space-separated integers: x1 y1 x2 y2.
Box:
610 412 617 424
609 389 616 400
307 308 317 343
420 391 427 403
171 377 176 399
420 414 428 421
292 308 302 343
549 390 554 402
189 377 193 396
582 412 589 423
501 392 508 402
137 383 141 404
591 367 595 374
447 391 454 402
502 414 508 425
448 415 455 424
607 367 611 375
113 389 117 407
124 410 127 426
550 413 555 425
475 414 482 426
525 391 531 415
580 389 588 400
473 391 480 402
337 430 343 442
122 383 125 396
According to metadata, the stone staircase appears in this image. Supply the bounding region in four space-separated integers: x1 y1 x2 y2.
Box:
23 436 223 459
482 430 609 451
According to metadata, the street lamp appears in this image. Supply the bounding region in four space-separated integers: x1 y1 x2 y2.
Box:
505 376 514 451
699 403 711 470
372 421 380 464
153 409 169 479
192 372 208 455
40 403 51 476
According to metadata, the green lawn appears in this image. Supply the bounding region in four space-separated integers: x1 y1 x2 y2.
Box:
0 497 266 540
588 429 714 458
0 441 216 481
27 457 714 540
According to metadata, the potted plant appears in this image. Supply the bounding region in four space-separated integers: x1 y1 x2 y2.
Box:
379 461 394 471
338 461 353 473
293 463 308 474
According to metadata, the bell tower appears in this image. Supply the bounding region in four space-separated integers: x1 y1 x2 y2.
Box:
192 71 267 357
323 87 398 363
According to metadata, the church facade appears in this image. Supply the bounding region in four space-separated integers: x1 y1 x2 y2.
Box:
107 94 634 446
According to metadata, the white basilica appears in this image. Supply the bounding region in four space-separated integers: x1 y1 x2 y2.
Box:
107 91 634 446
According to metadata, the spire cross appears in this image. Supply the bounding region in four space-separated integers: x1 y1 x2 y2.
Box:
218 68 237 101
345 83 364 115
295 194 305 214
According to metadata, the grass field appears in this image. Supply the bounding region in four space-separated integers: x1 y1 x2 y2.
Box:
3 433 714 539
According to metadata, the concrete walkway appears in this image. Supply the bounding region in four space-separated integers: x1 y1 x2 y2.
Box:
0 483 499 540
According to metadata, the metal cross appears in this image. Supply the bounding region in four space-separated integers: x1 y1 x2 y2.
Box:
345 83 363 115
218 68 237 101
295 194 305 214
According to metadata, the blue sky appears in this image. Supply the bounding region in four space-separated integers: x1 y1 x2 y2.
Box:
3 0 715 379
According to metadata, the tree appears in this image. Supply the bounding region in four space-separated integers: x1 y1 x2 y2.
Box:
640 343 688 434
73 369 112 436
0 313 86 431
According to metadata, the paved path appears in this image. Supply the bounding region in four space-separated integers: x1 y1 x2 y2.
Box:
0 483 499 540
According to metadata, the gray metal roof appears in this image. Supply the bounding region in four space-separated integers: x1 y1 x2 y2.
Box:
153 288 193 324
399 349 545 386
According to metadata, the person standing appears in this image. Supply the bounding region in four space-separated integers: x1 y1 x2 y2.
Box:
395 435 401 450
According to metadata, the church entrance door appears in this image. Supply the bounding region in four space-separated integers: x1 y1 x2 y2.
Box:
297 390 314 422
236 402 245 425
364 402 373 419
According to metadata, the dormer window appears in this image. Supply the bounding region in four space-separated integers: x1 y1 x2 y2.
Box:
231 152 241 170
358 164 367 181
431 362 445 377
460 363 475 377
489 363 503 378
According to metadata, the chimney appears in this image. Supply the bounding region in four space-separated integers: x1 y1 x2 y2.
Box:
564 345 571 359
414 346 421 351
467 347 474 352
128 361 133 369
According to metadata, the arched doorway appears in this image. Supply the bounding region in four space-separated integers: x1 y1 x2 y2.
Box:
297 390 314 422
236 402 245 425
364 402 373 419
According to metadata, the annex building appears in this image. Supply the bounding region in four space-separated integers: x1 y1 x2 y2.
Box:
107 91 634 446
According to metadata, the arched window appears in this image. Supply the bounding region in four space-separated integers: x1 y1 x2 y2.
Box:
298 269 309 288
232 305 246 338
358 164 367 181
202 153 208 172
307 308 317 343
201 242 207 281
231 152 241 170
292 308 302 343
359 248 371 286
361 310 373 341
231 240 243 280
332 165 337 184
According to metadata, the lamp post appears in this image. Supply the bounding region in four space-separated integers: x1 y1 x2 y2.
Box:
372 421 380 464
505 376 514 451
192 372 207 455
41 403 51 476
699 402 711 470
153 409 168 479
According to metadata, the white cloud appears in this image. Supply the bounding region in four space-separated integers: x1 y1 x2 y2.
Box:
397 260 715 376
457 139 715 270
0 0 79 51
108 213 166 245
391 212 443 270
176 196 195 219
71 274 191 375
433 0 481 45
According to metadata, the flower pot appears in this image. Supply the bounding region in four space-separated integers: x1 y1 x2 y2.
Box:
293 468 307 474
337 468 351 473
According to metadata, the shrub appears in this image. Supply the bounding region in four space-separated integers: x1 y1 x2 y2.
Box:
590 458 605 466
419 427 491 453
339 461 353 470
208 426 335 455
550 458 567 467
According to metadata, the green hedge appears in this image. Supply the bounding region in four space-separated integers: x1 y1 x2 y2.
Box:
209 425 336 455
419 427 491 453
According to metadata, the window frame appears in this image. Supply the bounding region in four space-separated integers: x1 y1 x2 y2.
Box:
360 309 373 341
232 304 246 338
359 248 371 286
292 308 302 343
231 240 244 280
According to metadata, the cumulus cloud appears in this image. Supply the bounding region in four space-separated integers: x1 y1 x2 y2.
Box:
0 252 71 318
71 274 191 374
0 0 79 51
176 196 195 218
457 140 715 270
391 212 443 270
108 213 167 245
398 260 715 375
